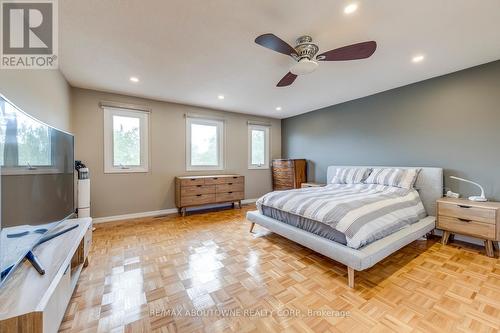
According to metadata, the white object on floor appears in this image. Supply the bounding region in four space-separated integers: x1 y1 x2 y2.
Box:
77 179 91 217
450 176 487 202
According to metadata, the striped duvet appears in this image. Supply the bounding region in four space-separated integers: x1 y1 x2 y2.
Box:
256 184 427 249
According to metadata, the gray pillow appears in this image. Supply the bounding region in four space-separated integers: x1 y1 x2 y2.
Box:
364 168 421 189
331 168 372 184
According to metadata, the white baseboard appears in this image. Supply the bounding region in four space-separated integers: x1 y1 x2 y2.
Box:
92 198 258 224
93 208 179 224
242 198 257 204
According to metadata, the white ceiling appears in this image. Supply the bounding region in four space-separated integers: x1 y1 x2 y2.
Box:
59 0 500 119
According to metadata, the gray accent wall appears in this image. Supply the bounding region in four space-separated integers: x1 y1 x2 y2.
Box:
282 60 500 201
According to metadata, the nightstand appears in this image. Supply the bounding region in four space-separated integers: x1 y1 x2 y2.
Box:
301 182 326 188
437 197 500 257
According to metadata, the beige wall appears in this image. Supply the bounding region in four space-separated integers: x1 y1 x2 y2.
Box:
0 70 72 132
71 88 281 218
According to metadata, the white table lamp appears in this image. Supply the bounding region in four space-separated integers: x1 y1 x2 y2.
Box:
450 176 487 202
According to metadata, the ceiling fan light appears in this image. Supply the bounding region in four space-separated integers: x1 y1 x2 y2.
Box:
290 59 319 75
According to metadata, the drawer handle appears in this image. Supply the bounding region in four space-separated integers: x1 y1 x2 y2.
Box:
213 177 218 180
458 205 471 209
196 194 202 197
233 176 238 179
196 185 202 187
458 218 471 223
228 183 233 185
228 191 233 194
190 178 196 181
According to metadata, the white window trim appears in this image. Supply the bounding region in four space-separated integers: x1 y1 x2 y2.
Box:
186 117 225 171
103 107 150 173
248 124 270 170
0 166 61 176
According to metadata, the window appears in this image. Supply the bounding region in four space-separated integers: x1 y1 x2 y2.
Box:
0 101 52 168
186 117 224 170
248 124 270 169
103 107 149 173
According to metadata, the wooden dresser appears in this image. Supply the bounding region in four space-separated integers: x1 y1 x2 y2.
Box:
272 159 307 190
175 175 244 216
437 197 500 257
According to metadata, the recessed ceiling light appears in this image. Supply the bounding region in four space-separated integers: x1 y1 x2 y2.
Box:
344 3 358 14
275 106 282 111
217 94 225 100
129 76 139 83
412 55 425 63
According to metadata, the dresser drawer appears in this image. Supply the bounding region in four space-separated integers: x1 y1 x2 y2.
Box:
181 185 215 196
273 166 293 174
273 160 293 168
181 194 216 206
438 202 496 224
274 178 293 187
204 176 244 185
179 178 205 186
230 175 244 183
216 183 244 193
274 183 293 190
273 170 293 178
438 216 496 239
216 191 244 203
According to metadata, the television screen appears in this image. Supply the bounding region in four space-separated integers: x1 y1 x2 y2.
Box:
0 95 74 286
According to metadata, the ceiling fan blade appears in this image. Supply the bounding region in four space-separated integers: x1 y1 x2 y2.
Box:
277 72 297 87
255 33 297 57
316 41 377 61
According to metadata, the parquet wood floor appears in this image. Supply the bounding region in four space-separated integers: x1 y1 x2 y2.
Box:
59 205 500 333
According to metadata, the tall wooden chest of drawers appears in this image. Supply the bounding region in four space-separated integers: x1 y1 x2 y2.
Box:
272 159 307 190
175 175 244 216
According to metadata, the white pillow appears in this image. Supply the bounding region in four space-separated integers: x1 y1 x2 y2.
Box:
331 168 372 184
364 168 421 189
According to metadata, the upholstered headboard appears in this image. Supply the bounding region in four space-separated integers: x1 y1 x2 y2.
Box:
326 166 443 216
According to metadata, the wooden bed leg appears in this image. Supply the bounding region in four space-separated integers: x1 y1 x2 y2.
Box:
347 267 355 289
442 231 451 245
249 222 255 233
485 240 494 257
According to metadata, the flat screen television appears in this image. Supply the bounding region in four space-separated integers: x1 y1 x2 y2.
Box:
0 94 74 287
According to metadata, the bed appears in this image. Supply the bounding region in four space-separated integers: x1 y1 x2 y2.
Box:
246 165 443 288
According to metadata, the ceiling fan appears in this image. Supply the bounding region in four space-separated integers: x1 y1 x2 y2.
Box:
255 33 377 87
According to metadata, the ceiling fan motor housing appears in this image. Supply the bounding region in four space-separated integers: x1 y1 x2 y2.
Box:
294 35 319 60
290 36 319 75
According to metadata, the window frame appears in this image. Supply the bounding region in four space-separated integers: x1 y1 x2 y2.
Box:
0 97 56 174
103 107 150 174
247 124 270 170
185 117 225 171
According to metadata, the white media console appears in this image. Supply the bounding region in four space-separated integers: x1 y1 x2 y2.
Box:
0 217 92 332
